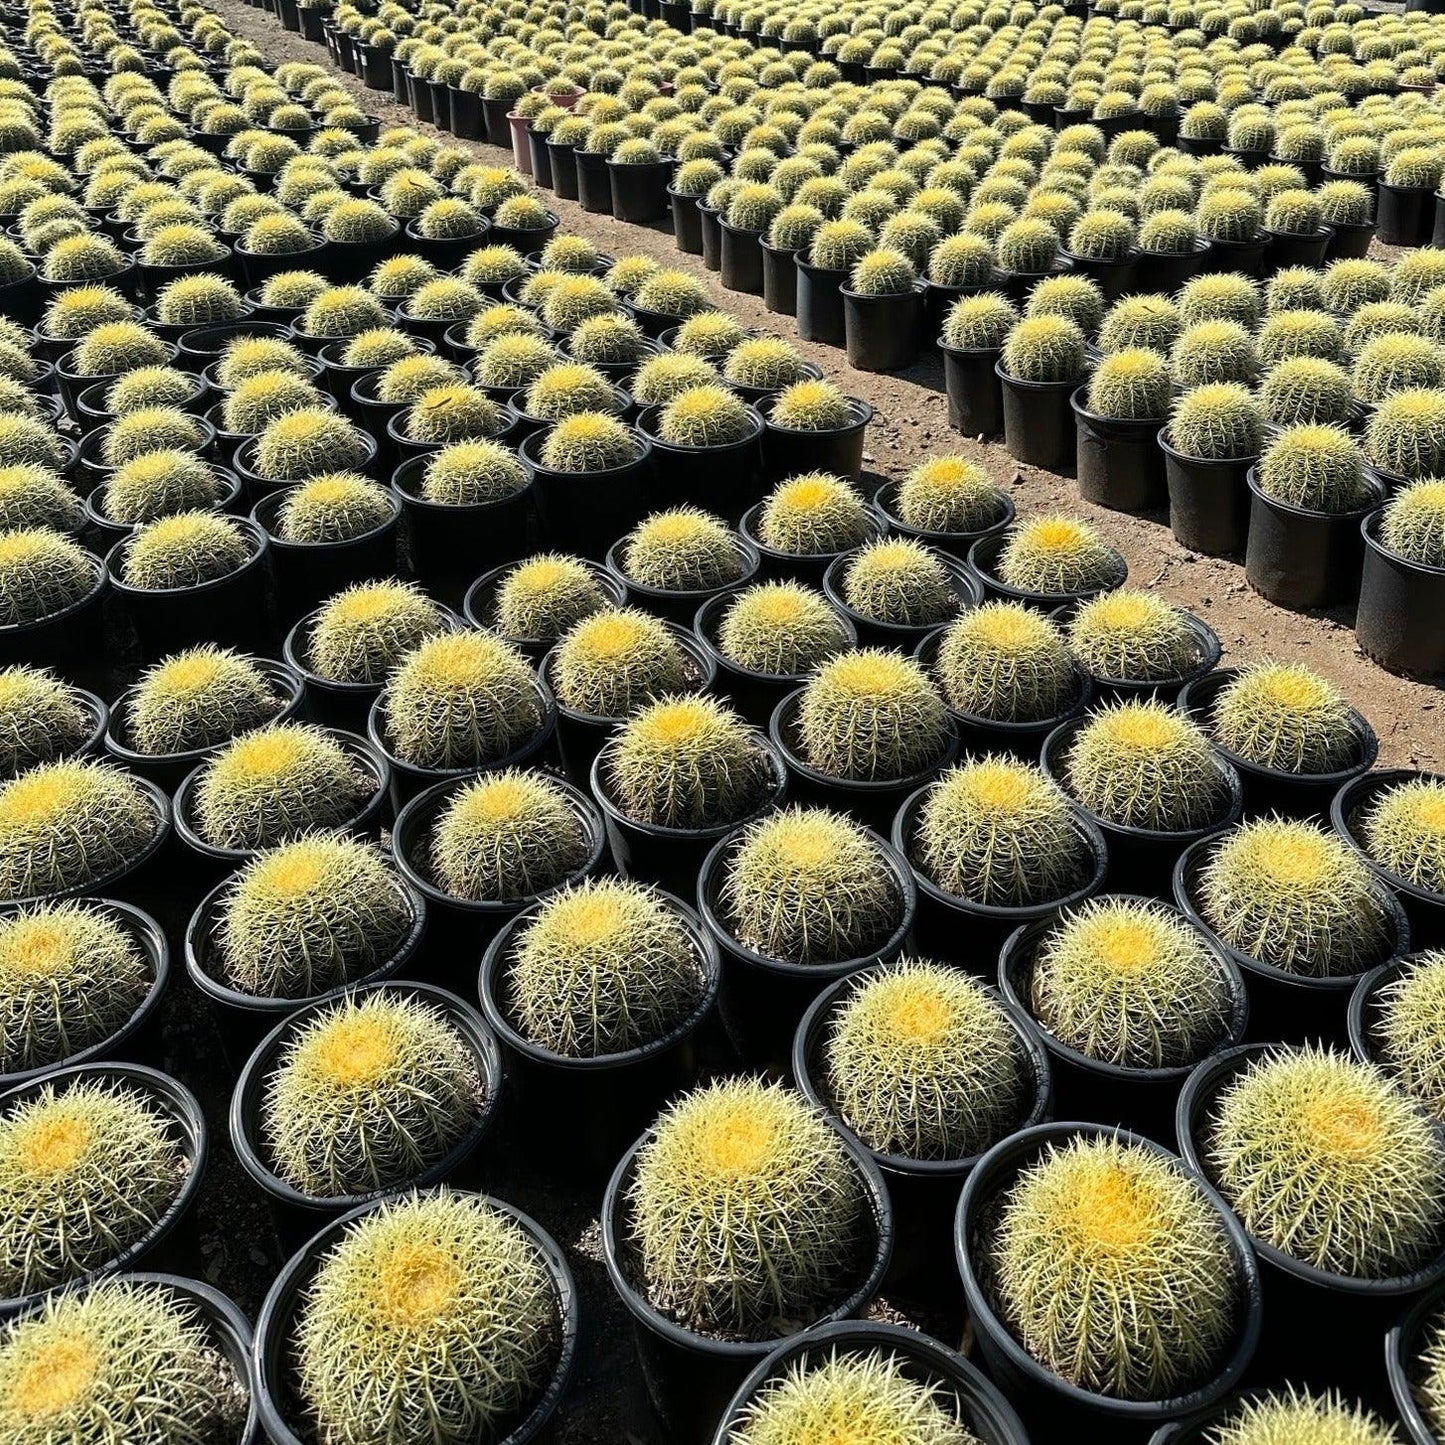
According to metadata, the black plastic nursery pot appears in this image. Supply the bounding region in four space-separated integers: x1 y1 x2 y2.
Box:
874 483 1014 562
692 589 857 729
393 773 606 985
956 1121 1261 1444
756 393 873 486
1356 510 1445 679
998 364 1081 472
251 489 400 622
759 240 798 315
1159 430 1258 557
366 676 558 817
697 820 918 1075
184 867 426 1073
105 517 271 661
104 656 304 794
711 1321 1030 1445
0 1062 207 1321
391 455 535 609
608 160 672 224
1324 217 1377 261
668 188 704 255
480 893 719 1180
1378 182 1436 247
547 141 579 201
841 285 925 373
601 1119 893 1444
519 427 651 563
1072 390 1169 514
698 204 723 273
718 222 765 296
999 906 1248 1146
603 535 761 628
1262 226 1331 275
527 132 555 190
1201 233 1268 279
482 96 513 148
967 530 1128 612
541 623 715 789
1387 1278 1445 1445
1174 835 1409 1049
171 728 391 897
1041 717 1244 899
795 259 848 347
794 971 1051 1318
1177 1044 1445 1405
255 1190 579 1445
939 341 1005 439
571 149 611 215
1060 248 1139 304
590 729 787 898
1179 668 1378 822
463 559 626 666
821 548 982 653
769 688 961 838
636 404 765 517
0 549 106 681
736 499 886 587
230 980 504 1254
1244 466 1384 612
1333 770 1445 950
893 779 1107 974
1133 240 1212 295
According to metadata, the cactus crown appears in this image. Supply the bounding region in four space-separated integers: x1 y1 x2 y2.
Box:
120 512 251 592
633 268 711 319
1206 1390 1398 1445
568 314 648 366
552 607 691 720
493 554 607 646
1033 897 1233 1068
723 339 809 393
1208 1046 1445 1278
756 473 871 558
129 645 281 757
627 1078 867 1339
403 385 505 446
1170 383 1262 461
1208 661 1358 775
0 1075 185 1297
723 806 901 965
1001 314 1087 383
340 330 419 371
941 292 1018 352
506 877 704 1057
631 352 719 408
990 1133 1238 1400
621 508 743 594
840 539 958 630
1354 334 1445 407
221 370 323 437
73 323 167 378
1067 590 1202 684
997 513 1121 596
0 667 91 780
106 365 198 415
770 380 854 432
1366 389 1445 482
216 335 311 389
716 580 850 678
381 632 543 772
376 355 465 407
0 468 81 540
1086 348 1172 421
430 768 590 904
295 1191 560 1445
262 989 483 1198
1258 424 1370 513
1067 701 1224 832
895 457 1004 535
1360 777 1445 897
307 582 446 687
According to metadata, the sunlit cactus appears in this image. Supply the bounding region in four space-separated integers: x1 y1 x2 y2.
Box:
825 958 1027 1161
620 508 744 593
628 1079 867 1338
657 384 755 448
1206 1389 1399 1445
276 473 393 545
120 512 251 592
756 473 872 557
717 582 850 678
0 466 83 537
538 412 638 473
1374 951 1445 1123
1207 1046 1445 1278
215 337 311 392
840 539 957 630
306 582 448 687
631 352 720 409
0 1076 185 1297
991 1133 1238 1399
934 603 1077 724
1361 777 1445 896
99 407 208 469
127 645 282 757
0 529 95 627
375 355 466 408
0 668 91 779
217 834 412 998
102 451 221 529
1211 664 1360 774
770 380 854 432
916 757 1089 907
996 514 1121 596
1381 479 1445 567
1067 589 1201 683
552 608 689 720
493 554 608 646
0 760 159 900
894 457 1005 535
380 632 543 771
263 990 484 1197
193 723 372 853
722 806 901 964
253 407 369 483
294 1191 560 1445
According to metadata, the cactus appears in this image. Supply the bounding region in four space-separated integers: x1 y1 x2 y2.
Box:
414 439 525 507
809 220 874 274
107 366 198 415
120 512 251 591
620 508 743 594
128 645 282 756
100 407 208 469
991 1133 1238 1399
1257 425 1370 512
376 356 465 408
1212 664 1360 775
521 364 616 425
1354 335 1445 407
631 354 720 409
1394 252 1445 309
472 334 560 392
1207 1046 1445 1277
380 632 543 772
263 990 483 1197
1197 187 1264 244
1257 310 1344 368
0 900 151 1075
723 339 809 395
193 723 373 852
1138 210 1199 256
1068 589 1202 683
221 373 323 437
153 275 243 329
1067 209 1136 262
934 602 1078 723
1086 348 1172 421
1264 189 1322 237
717 582 850 677
1206 1390 1398 1445
1322 259 1392 316
368 256 438 304
728 1345 985 1445
492 555 607 646
917 756 1089 906
1170 322 1258 389
633 269 711 320
0 667 91 779
307 582 447 686
72 323 168 379
273 472 389 544
1259 358 1355 429
894 457 1006 535
300 286 389 342
926 234 995 291
1027 276 1107 341
0 1276 248 1444
431 768 590 903
458 245 528 289
0 420 63 473
552 608 689 719
627 1078 867 1337
997 514 1122 596
0 467 81 538
1170 384 1263 461
405 279 487 327
657 385 755 448
244 213 315 257
1371 951 1445 1123
847 248 918 297
840 539 957 629
1032 897 1233 1067
996 218 1060 275
1265 269 1325 316
769 380 854 432
1361 777 1445 896
537 412 638 473
793 640 945 775
1319 181 1374 228
1000 315 1087 383
415 199 485 243
1379 480 1445 567
253 408 369 483
294 1191 560 1445
39 234 126 284
402 386 506 447
216 335 311 389
0 529 96 626
1386 149 1443 191
538 277 619 336
217 835 411 998
506 876 705 1055
568 315 648 367
671 314 746 361
941 292 1018 351
1098 296 1181 356
1067 700 1224 831
0 1075 185 1297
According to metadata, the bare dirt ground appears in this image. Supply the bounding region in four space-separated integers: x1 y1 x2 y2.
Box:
191 7 1445 1439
